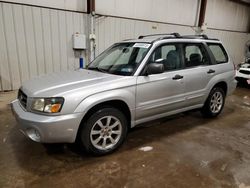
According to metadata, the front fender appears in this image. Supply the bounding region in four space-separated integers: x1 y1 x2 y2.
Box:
74 87 136 126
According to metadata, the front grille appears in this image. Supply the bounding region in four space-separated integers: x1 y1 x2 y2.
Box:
239 70 250 75
18 89 28 109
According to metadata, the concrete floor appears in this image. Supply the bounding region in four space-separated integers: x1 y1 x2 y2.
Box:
0 87 250 188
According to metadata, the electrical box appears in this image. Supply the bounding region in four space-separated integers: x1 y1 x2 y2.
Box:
72 33 86 50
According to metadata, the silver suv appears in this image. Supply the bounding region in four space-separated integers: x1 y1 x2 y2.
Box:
12 33 237 155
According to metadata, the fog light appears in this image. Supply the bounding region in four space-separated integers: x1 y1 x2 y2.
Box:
26 128 41 142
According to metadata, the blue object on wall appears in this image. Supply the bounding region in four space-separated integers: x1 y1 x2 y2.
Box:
80 57 84 69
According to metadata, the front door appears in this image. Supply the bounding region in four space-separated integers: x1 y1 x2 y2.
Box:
136 43 186 122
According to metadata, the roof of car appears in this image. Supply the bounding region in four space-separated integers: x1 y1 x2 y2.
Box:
121 33 221 44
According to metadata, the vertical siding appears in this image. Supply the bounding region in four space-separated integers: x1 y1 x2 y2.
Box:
0 4 11 90
205 0 250 32
95 16 195 55
3 0 87 12
0 2 87 91
2 3 21 89
95 0 199 26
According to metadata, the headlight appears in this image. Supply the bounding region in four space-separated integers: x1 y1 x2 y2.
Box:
31 97 64 113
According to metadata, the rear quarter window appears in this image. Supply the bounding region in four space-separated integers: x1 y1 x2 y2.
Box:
207 43 228 64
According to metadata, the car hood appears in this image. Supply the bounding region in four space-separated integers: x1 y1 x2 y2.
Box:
21 69 131 97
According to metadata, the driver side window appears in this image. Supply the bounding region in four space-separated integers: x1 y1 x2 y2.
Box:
149 44 182 72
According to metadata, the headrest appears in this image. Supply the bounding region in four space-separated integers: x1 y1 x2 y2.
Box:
190 53 201 62
167 50 179 60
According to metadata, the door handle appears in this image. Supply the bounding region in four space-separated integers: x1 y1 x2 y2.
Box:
172 74 184 80
207 69 215 74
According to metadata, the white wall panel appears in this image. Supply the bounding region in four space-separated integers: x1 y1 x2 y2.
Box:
32 7 45 75
12 4 30 83
65 11 75 71
41 8 53 74
2 3 21 89
0 4 11 90
95 16 195 55
58 11 68 72
23 5 38 78
205 0 250 32
3 0 87 12
0 2 87 91
51 10 61 72
95 0 199 26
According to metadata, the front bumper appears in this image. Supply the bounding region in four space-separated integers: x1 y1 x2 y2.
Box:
11 100 83 143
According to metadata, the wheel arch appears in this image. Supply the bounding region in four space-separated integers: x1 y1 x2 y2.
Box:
75 99 132 142
80 99 131 127
212 81 228 95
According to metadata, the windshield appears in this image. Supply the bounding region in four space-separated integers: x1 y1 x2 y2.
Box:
87 42 151 76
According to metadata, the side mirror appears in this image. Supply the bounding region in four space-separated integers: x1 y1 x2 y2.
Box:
146 62 164 75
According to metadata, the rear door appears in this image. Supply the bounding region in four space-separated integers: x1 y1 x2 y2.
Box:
180 42 214 107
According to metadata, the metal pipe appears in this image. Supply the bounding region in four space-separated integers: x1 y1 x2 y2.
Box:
198 0 207 27
87 0 96 62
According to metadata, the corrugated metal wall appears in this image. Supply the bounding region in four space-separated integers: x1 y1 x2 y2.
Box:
2 0 87 12
94 0 250 64
95 16 195 56
206 0 250 32
95 0 199 26
0 0 250 91
0 2 87 91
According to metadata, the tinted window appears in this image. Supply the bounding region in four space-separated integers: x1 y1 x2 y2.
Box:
207 43 228 64
184 44 210 67
149 44 182 72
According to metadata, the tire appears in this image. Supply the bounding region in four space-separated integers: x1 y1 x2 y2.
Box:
78 107 128 155
201 87 225 118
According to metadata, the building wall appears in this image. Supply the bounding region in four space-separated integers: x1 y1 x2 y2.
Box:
0 0 250 91
1 0 87 12
95 16 195 56
205 0 250 32
95 0 199 26
0 2 87 91
95 0 250 64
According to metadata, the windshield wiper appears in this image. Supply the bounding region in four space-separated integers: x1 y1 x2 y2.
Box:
87 67 108 73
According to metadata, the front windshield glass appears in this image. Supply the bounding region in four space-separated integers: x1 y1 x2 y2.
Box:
87 42 151 76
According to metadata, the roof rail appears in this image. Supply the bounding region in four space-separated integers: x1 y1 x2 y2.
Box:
182 34 209 39
138 33 181 39
182 34 219 41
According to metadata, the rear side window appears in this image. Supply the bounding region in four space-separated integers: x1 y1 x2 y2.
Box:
207 43 228 64
184 43 210 67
